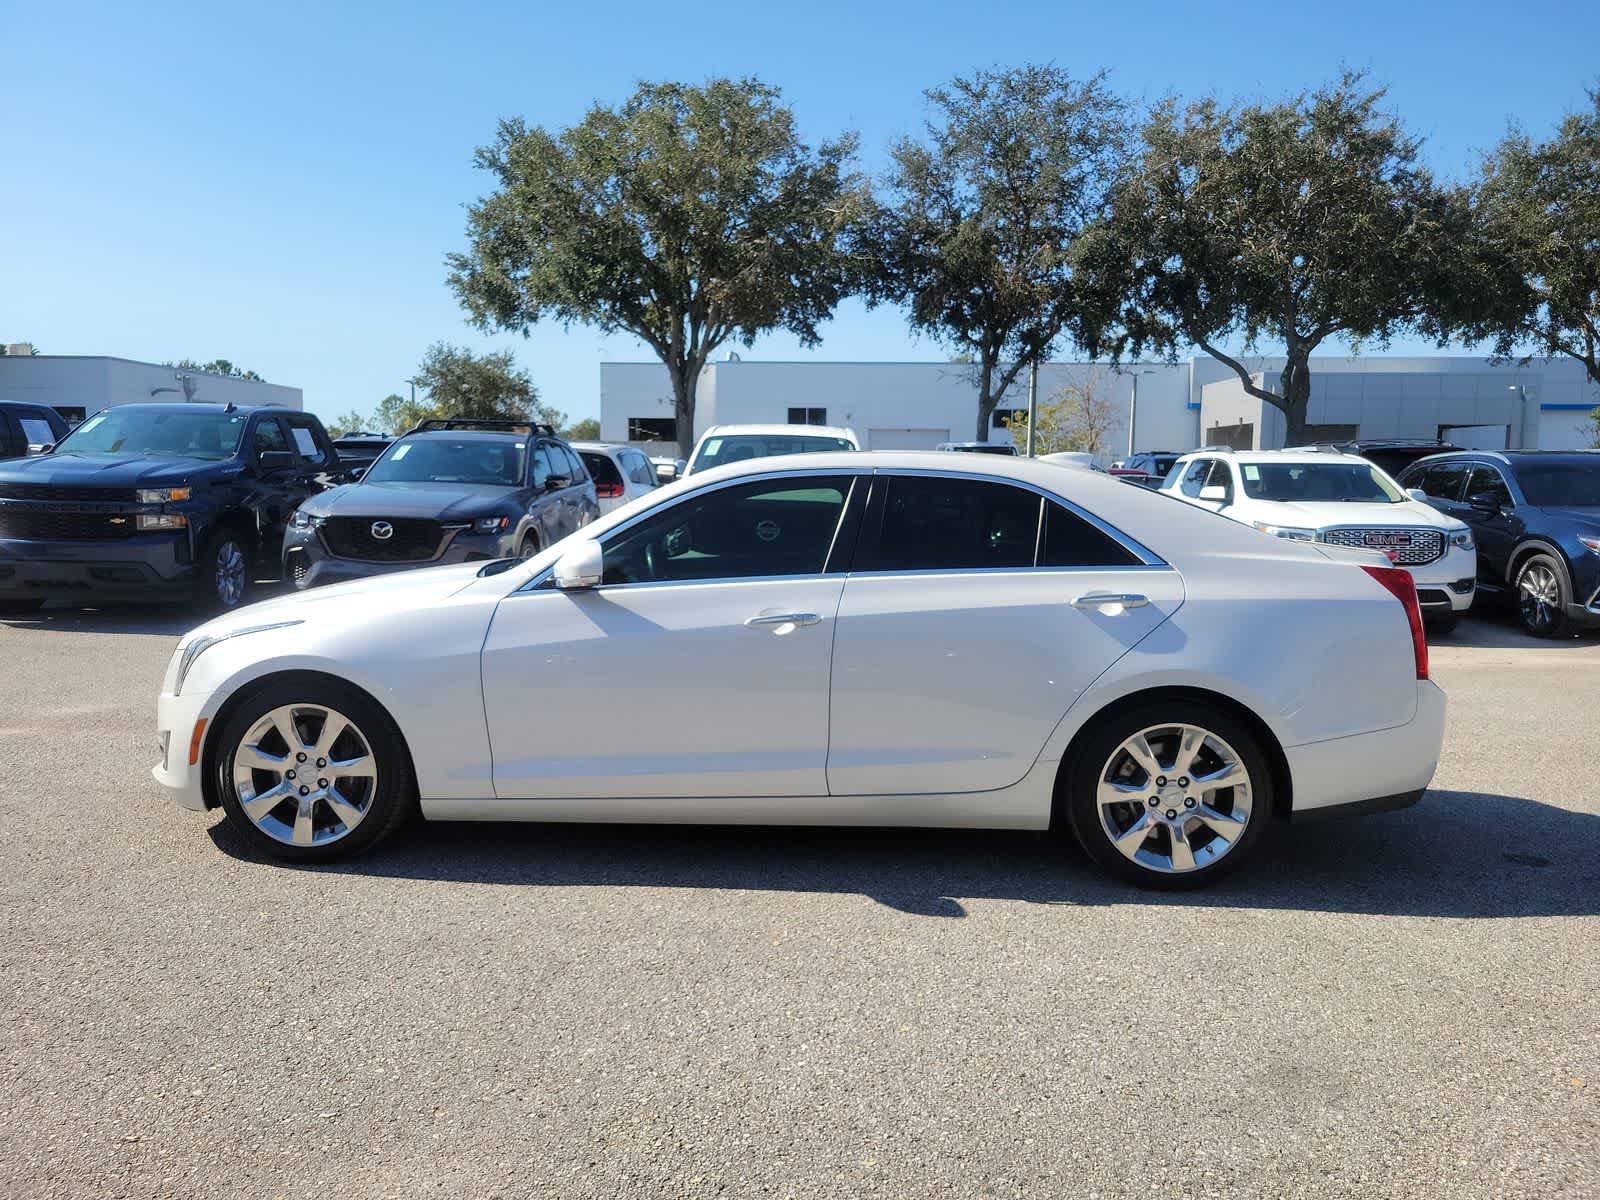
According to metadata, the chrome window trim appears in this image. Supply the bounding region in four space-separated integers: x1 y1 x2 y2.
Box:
513 464 1165 595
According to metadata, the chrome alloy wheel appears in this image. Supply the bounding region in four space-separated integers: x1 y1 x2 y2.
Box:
230 704 379 847
214 540 247 608
1095 723 1253 874
1518 561 1560 633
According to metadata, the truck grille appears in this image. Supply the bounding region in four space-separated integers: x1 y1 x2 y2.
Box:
1318 527 1445 566
0 484 139 503
0 509 139 541
321 517 446 562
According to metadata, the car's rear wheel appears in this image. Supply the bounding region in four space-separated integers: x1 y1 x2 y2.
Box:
214 680 415 862
1515 552 1572 638
194 530 252 612
1063 701 1273 890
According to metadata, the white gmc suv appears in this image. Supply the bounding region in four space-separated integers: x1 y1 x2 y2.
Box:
1162 449 1477 630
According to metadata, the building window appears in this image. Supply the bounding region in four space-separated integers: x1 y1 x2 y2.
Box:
627 418 676 442
787 407 827 426
992 409 1023 430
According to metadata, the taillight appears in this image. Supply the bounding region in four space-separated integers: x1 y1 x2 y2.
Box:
595 482 624 498
1361 564 1428 680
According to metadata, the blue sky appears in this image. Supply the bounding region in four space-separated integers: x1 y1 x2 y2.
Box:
3 0 1593 424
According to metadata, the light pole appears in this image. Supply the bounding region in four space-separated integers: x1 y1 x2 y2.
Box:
1126 369 1156 457
1024 359 1039 457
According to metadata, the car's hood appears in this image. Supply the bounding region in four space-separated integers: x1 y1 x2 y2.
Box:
304 481 520 520
184 561 494 644
0 452 219 489
1251 498 1463 530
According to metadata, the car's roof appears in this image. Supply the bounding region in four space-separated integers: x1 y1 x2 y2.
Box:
90 402 290 416
402 429 534 443
569 441 632 454
1405 448 1600 469
698 424 857 440
1178 448 1374 466
577 449 1326 569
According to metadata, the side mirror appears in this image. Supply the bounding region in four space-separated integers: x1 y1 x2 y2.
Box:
552 540 603 590
1405 488 1428 502
655 463 677 482
257 450 296 473
347 466 367 481
1466 491 1502 513
1198 485 1228 502
26 442 54 456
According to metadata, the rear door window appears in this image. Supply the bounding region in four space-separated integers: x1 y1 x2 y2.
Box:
858 475 1040 571
284 417 330 465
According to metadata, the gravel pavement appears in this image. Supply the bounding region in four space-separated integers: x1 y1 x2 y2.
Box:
2 603 1597 1199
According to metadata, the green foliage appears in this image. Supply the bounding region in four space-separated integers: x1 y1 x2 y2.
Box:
1101 72 1468 443
371 344 556 434
866 65 1132 441
448 77 868 455
1589 406 1600 449
1005 379 1117 457
171 358 263 381
1466 90 1600 384
325 409 377 438
562 417 601 441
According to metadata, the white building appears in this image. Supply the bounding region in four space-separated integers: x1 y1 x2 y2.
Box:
600 355 1598 459
0 352 302 425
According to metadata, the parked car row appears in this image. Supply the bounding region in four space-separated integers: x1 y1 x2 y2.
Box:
154 450 1446 891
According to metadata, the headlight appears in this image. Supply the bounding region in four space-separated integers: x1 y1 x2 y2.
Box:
137 513 188 530
292 510 325 530
1252 521 1316 542
474 515 510 533
1580 536 1600 556
1450 529 1475 550
137 487 191 504
175 620 304 695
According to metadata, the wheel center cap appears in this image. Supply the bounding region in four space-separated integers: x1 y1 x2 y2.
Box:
1158 782 1188 813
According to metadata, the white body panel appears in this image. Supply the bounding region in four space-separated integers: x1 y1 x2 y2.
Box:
153 451 1446 834
480 577 843 798
826 567 1183 795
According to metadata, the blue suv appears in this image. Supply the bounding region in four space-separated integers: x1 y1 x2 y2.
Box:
1398 450 1600 638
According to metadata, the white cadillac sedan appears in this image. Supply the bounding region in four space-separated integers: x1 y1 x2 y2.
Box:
154 452 1445 889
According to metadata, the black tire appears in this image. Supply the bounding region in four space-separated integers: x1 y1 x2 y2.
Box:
1425 610 1459 636
1514 552 1572 638
516 532 540 560
1061 699 1275 891
193 528 253 612
0 598 45 615
213 677 416 863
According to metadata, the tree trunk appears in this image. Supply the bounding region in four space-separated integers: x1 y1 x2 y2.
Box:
975 359 996 442
667 358 697 458
1277 355 1313 446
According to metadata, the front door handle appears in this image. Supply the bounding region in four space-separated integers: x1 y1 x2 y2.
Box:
1070 592 1150 611
745 612 822 628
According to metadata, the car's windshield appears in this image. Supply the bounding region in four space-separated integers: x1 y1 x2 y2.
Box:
51 408 247 461
363 436 526 486
689 433 853 474
1239 461 1404 503
1516 462 1600 507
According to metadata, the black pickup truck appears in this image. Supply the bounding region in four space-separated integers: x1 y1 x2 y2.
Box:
0 403 345 613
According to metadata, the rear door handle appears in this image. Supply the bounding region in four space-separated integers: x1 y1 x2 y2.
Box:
745 612 822 628
1070 592 1150 611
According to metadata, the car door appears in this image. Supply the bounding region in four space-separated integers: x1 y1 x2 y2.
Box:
480 471 861 799
247 416 302 566
825 471 1184 797
1462 462 1522 584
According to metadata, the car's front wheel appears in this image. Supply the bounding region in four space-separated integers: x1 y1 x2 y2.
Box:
214 679 415 862
195 530 252 612
1515 552 1572 638
1063 701 1273 890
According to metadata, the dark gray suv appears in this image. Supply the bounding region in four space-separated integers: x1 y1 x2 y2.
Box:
282 419 599 589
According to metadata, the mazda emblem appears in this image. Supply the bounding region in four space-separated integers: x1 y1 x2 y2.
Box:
370 521 394 541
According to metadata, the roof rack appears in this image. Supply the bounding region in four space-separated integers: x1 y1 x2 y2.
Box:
406 418 555 437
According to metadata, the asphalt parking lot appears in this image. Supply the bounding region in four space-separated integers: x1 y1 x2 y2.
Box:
2 604 1597 1199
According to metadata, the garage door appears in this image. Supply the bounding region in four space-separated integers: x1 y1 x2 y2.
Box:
869 428 948 450
1439 423 1510 450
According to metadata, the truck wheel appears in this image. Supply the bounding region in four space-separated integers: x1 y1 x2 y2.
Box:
195 531 252 612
